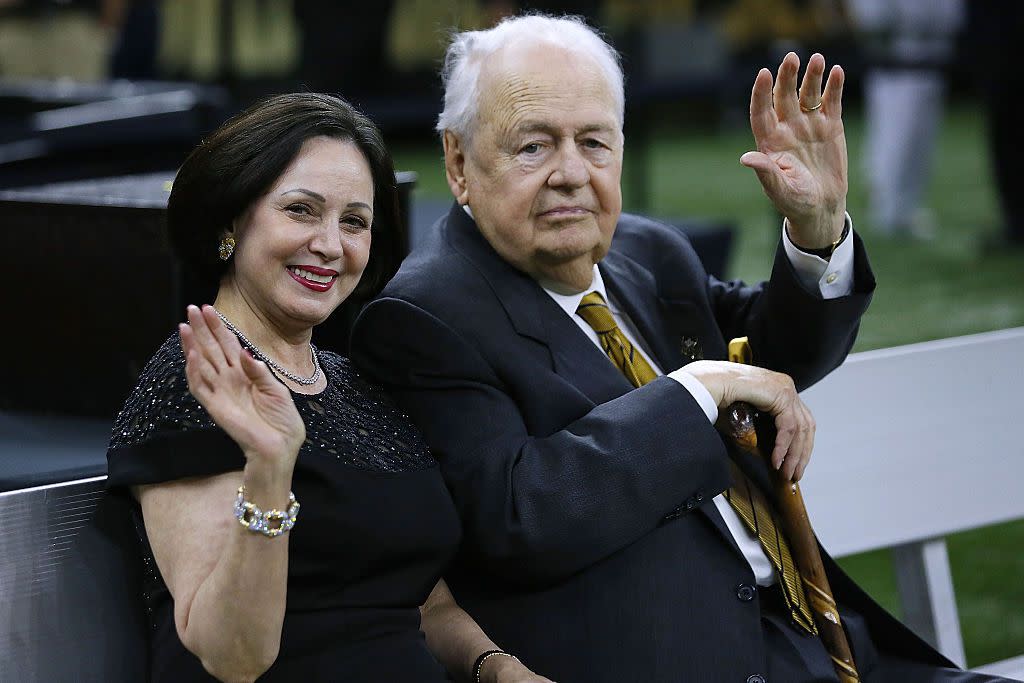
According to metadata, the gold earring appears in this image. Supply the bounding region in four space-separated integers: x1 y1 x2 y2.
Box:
218 235 236 261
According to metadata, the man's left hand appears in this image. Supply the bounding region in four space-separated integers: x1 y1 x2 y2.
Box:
740 52 848 250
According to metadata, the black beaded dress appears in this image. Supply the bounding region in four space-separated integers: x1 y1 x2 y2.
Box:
106 333 461 682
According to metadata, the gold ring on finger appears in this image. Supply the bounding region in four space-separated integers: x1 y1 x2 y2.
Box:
800 100 823 112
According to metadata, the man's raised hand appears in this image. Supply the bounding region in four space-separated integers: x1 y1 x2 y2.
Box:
740 52 848 251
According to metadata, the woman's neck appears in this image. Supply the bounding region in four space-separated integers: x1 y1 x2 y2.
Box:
212 289 317 379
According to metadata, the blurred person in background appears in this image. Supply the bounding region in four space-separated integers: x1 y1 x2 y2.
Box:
291 1 395 98
964 0 1024 252
846 0 964 240
480 0 601 25
0 0 114 81
106 92 551 683
108 0 160 80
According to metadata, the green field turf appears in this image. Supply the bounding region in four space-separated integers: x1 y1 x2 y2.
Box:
391 102 1024 667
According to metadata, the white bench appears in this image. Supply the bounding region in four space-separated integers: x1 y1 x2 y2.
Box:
0 476 147 682
800 326 1024 679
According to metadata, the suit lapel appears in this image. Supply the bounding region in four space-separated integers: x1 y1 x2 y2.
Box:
601 252 754 560
698 501 745 559
447 205 754 561
600 253 687 373
444 204 633 406
548 317 637 405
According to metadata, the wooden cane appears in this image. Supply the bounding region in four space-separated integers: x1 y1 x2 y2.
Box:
725 337 860 683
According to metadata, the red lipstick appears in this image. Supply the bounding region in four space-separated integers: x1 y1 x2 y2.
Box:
287 265 338 292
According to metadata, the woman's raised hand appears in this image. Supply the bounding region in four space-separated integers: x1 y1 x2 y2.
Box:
180 305 305 467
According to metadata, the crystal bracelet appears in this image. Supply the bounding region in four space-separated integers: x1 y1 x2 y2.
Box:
234 485 300 537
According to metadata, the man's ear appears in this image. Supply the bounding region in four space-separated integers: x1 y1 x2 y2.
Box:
443 130 470 206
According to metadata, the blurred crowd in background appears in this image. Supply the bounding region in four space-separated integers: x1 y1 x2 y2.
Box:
0 0 967 98
0 1 1003 97
0 0 1021 248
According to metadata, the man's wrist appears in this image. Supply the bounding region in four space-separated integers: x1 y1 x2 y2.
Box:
474 650 519 683
786 208 848 252
669 365 721 423
785 214 851 259
793 219 850 259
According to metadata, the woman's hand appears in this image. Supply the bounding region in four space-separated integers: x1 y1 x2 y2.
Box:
419 579 557 683
682 360 816 482
741 52 848 250
180 304 305 469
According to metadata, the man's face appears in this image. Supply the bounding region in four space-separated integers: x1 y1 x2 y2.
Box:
445 43 623 293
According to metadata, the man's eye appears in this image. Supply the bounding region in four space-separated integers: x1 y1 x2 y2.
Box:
583 138 605 149
520 143 542 155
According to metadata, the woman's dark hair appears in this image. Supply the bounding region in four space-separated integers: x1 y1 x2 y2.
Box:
167 92 402 316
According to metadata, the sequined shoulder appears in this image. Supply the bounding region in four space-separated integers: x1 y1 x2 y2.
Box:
108 333 214 450
292 350 438 473
109 337 437 474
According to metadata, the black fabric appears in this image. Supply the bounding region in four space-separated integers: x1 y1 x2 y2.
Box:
0 412 109 490
348 203 971 682
874 656 1014 683
758 583 842 682
106 334 460 681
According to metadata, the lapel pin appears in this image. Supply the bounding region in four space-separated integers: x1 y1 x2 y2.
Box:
680 337 702 361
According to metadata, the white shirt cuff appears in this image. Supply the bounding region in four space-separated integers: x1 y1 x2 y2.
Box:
782 213 855 300
667 369 719 423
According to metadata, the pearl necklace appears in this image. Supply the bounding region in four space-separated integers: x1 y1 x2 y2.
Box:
215 312 321 386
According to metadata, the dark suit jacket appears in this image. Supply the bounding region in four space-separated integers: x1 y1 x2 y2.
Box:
351 203 951 682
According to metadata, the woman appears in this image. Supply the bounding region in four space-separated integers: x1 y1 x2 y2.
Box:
106 93 550 682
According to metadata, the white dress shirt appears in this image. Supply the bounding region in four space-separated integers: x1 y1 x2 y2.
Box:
541 216 856 585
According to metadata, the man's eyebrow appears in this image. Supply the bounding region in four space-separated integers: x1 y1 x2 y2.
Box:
281 188 326 202
509 121 617 137
346 201 372 211
577 123 617 136
511 120 557 134
503 121 558 144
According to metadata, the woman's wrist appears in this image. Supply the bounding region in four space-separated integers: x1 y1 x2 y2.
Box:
241 459 296 509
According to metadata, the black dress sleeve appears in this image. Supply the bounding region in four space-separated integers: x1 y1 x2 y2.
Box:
106 332 245 489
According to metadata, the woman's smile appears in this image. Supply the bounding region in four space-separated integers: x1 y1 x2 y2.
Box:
288 265 339 291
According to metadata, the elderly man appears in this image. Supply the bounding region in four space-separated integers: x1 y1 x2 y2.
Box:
352 14 1005 683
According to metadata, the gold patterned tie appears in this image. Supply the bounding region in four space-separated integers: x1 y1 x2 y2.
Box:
576 291 817 635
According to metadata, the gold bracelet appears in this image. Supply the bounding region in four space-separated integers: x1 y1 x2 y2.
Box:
785 217 850 259
233 485 300 537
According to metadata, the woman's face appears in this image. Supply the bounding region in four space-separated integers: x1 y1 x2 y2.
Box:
225 136 375 331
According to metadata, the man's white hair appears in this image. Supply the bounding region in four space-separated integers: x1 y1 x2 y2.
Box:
436 14 625 141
